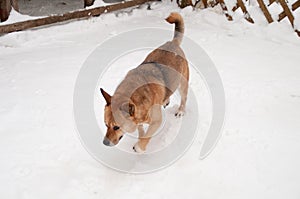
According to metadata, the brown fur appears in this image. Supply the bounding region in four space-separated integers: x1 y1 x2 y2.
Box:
101 12 189 152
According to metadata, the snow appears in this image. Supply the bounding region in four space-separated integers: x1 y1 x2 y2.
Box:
89 0 111 8
17 0 83 17
0 9 39 25
1 1 300 198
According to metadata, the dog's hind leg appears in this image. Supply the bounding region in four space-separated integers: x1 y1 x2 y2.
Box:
175 65 189 117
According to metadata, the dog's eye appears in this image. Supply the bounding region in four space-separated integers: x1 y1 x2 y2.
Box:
113 126 120 131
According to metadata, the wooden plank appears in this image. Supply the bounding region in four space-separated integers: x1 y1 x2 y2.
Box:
237 0 254 23
257 0 273 23
0 0 11 22
278 0 300 22
207 0 218 7
0 0 157 34
194 0 208 8
84 0 96 7
218 0 233 21
232 2 239 12
268 0 276 6
292 0 300 11
177 0 193 8
202 0 209 8
11 0 18 11
278 0 294 27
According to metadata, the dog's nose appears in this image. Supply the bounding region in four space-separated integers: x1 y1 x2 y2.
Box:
103 137 111 146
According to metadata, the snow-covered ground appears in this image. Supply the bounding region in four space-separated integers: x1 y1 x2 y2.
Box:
18 0 83 16
1 1 300 198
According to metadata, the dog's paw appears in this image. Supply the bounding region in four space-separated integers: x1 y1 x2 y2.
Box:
163 102 170 109
163 99 170 109
133 143 145 153
175 110 185 117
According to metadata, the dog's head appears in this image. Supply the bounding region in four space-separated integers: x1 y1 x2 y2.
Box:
100 88 137 146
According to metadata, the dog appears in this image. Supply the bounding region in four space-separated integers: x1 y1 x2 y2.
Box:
100 12 189 153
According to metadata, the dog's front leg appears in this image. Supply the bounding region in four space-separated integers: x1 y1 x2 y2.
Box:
133 105 162 153
138 124 145 137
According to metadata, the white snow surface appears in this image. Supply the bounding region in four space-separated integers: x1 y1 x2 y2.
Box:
0 9 39 25
1 1 300 199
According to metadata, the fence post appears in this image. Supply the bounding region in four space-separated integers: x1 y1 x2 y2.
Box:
278 0 300 22
84 0 95 7
278 0 294 27
257 0 273 23
11 0 18 11
233 0 254 23
268 0 276 6
218 0 233 21
0 0 11 22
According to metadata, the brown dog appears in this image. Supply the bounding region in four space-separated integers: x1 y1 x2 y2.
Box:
100 12 189 153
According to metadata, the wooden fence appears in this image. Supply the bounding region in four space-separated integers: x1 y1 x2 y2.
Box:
0 0 94 21
0 0 157 34
0 0 18 22
199 0 300 37
1 0 300 37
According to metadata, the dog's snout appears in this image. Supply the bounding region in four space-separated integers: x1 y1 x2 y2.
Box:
103 137 111 146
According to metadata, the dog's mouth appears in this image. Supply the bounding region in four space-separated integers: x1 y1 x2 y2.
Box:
103 135 123 146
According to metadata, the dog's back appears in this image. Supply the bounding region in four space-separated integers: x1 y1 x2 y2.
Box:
115 12 188 104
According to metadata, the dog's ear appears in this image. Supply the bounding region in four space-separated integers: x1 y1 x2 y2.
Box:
100 88 111 106
120 103 135 117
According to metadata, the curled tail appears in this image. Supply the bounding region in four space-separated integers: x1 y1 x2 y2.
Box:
165 12 184 45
